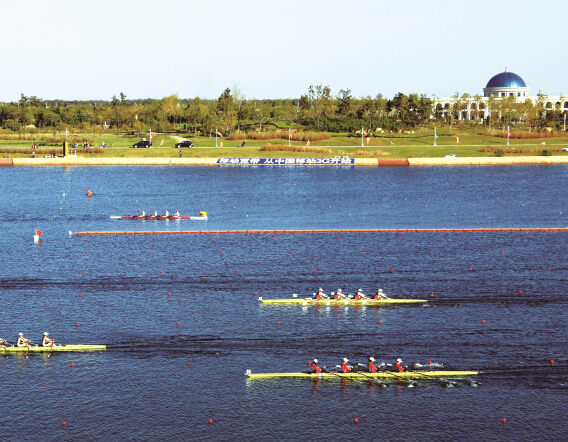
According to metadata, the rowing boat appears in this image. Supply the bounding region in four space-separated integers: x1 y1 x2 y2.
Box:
2 344 106 352
258 296 427 305
110 213 207 220
245 370 478 379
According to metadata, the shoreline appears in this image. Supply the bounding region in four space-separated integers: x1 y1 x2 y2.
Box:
3 156 568 167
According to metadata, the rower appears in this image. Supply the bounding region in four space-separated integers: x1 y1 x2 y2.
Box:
374 289 390 299
355 288 368 299
41 332 56 347
153 210 158 217
340 358 351 373
163 209 169 217
174 210 180 217
395 358 407 373
367 357 378 373
139 209 146 217
310 359 322 374
87 188 93 196
315 288 328 300
335 289 347 299
16 333 32 347
0 337 6 348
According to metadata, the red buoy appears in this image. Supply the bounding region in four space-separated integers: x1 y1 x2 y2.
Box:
75 323 79 327
502 418 507 424
70 363 74 367
160 271 162 273
429 361 432 365
469 268 472 271
548 268 551 271
292 252 294 254
482 320 485 324
149 238 152 241
208 419 213 424
277 321 280 325
167 293 170 296
236 270 239 273
519 291 522 294
62 421 66 426
501 251 503 253
188 363 192 366
337 237 340 239
379 321 382 325
222 253 224 255
391 269 394 272
354 418 359 423
153 253 156 255
177 322 180 326
430 251 433 253
254 292 257 296
361 251 364 254
314 269 316 273
430 291 434 294
84 253 86 256
551 359 555 365
81 272 84 274
79 294 82 297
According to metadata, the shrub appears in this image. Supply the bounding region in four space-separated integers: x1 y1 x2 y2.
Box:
495 150 505 157
541 149 552 156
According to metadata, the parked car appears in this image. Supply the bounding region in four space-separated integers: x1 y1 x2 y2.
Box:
132 140 152 148
175 140 194 148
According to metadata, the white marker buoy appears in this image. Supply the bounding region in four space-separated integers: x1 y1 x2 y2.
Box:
34 229 42 243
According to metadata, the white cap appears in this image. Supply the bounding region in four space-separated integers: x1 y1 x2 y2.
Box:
343 358 349 362
313 359 318 363
337 288 343 292
369 357 375 361
19 333 23 336
318 288 323 291
43 332 48 335
378 289 383 292
358 289 363 292
397 358 402 363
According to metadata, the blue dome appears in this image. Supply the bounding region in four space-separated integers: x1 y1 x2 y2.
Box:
486 71 526 88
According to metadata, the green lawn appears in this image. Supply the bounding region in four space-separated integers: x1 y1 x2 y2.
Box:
1 131 567 158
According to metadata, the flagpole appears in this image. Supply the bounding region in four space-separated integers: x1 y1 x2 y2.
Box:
66 127 68 143
215 127 218 148
507 125 509 146
564 113 566 131
289 127 291 146
361 127 364 147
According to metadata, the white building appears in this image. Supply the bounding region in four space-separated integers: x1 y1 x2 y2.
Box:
434 68 567 121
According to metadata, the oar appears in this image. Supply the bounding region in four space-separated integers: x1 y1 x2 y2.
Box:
356 371 388 387
384 370 419 387
328 370 364 387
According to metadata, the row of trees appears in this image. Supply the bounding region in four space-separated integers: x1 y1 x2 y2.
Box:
1 88 565 136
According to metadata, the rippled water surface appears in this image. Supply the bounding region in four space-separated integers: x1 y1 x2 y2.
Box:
0 165 567 441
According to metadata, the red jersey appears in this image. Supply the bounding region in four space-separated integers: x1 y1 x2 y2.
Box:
311 363 322 374
368 361 377 373
341 362 351 373
395 362 404 373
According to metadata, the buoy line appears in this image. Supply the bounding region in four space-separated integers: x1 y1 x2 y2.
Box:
68 227 568 235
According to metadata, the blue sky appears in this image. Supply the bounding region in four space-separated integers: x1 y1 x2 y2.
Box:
1 0 566 101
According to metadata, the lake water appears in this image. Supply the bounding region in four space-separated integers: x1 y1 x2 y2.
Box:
0 165 567 441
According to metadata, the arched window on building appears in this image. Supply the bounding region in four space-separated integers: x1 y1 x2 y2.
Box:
444 103 450 110
546 102 552 109
555 102 561 110
564 101 568 109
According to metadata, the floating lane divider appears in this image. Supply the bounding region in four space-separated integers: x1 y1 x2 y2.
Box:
68 227 568 236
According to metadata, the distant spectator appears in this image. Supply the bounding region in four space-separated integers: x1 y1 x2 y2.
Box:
179 148 183 158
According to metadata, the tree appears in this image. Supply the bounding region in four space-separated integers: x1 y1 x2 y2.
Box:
337 89 353 117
